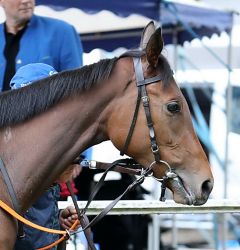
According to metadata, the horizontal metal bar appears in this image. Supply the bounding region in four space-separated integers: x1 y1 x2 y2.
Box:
58 199 240 215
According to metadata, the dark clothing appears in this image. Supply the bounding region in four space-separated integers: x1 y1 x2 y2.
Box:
14 184 60 250
2 24 26 91
14 239 34 250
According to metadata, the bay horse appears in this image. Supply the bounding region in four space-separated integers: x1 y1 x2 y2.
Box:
0 22 213 249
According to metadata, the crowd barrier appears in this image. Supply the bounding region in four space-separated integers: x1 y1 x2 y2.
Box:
58 199 240 215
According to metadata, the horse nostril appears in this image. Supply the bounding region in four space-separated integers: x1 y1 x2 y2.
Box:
201 179 213 198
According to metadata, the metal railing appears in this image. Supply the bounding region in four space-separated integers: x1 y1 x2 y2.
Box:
58 199 240 215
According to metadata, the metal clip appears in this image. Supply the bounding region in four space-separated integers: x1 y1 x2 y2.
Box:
80 160 97 169
166 171 177 179
141 96 149 106
80 160 90 168
89 160 97 169
64 229 71 240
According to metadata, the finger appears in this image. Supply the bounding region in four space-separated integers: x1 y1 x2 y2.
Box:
70 214 78 221
63 219 73 229
67 207 77 215
60 209 71 218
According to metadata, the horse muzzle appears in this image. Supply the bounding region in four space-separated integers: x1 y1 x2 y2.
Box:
168 175 213 206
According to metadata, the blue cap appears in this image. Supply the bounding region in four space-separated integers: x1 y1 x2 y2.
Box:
10 63 58 89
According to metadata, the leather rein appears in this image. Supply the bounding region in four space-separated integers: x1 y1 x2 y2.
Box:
0 55 179 250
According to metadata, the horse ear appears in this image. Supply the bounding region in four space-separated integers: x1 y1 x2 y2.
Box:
140 21 156 50
146 27 164 67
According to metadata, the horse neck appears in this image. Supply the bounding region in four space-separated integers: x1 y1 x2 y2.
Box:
0 74 124 210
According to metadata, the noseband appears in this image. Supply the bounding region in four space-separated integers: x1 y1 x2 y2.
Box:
120 56 177 201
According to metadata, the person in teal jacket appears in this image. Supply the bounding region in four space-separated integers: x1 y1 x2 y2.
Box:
0 0 83 91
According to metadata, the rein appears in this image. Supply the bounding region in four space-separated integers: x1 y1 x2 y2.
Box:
71 159 151 234
0 158 150 250
0 199 77 250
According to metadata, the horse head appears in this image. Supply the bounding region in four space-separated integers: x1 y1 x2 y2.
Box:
107 21 213 205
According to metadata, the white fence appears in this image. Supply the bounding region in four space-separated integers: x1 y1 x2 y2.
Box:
58 199 240 215
59 199 240 250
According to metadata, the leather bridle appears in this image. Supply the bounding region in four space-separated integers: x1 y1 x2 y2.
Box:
120 56 178 201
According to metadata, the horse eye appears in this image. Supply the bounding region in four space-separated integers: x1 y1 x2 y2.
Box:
167 102 181 113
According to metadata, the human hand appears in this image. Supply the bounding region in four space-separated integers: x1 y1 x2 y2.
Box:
59 206 80 230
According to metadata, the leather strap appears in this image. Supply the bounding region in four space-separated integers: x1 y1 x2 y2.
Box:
0 158 24 237
74 158 144 176
72 160 154 235
133 57 161 162
66 181 96 250
137 75 163 86
120 87 141 156
140 84 161 162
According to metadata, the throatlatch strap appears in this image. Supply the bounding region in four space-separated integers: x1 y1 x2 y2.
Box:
120 87 141 156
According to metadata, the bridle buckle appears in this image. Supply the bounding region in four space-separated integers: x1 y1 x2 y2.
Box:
141 95 149 104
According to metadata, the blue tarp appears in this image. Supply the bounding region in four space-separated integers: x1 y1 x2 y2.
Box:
36 0 161 19
36 0 233 52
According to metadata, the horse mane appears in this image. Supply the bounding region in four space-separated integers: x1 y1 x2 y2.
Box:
0 49 173 128
0 57 118 128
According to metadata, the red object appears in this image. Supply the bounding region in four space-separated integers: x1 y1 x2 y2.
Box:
59 181 78 198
